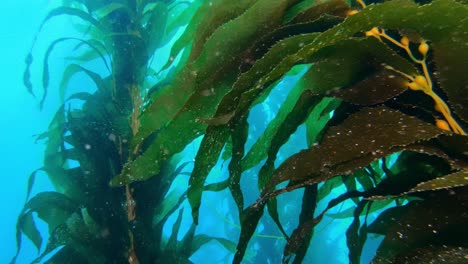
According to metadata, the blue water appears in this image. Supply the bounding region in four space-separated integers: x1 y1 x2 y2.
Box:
0 1 383 263
0 1 61 262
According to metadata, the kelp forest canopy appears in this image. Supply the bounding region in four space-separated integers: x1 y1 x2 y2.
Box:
12 0 467 263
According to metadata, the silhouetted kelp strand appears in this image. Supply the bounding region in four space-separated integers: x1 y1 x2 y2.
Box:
24 54 35 97
366 170 468 200
23 6 107 108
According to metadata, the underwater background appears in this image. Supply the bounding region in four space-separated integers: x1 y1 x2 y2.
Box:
1 0 467 263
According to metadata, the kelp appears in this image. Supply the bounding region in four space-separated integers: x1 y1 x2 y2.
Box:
264 106 445 191
14 0 467 263
368 192 468 263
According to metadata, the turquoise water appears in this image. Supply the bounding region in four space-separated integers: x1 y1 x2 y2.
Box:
1 1 60 262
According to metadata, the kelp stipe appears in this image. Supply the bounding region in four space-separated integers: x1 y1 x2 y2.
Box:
13 0 467 263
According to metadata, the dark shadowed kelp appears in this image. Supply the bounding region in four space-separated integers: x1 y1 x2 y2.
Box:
13 0 467 263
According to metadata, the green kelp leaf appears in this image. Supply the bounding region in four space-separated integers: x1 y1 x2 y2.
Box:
283 185 318 263
369 170 468 200
142 1 164 15
240 16 343 72
342 175 360 205
245 93 326 240
206 33 319 126
130 71 191 145
31 224 83 264
25 192 78 230
267 199 288 239
40 38 69 108
228 115 249 218
355 168 376 190
236 90 319 261
241 70 323 171
298 38 416 103
40 94 90 200
327 199 394 219
190 234 215 253
187 0 258 63
234 203 266 264
30 225 73 264
366 150 451 200
167 209 184 250
34 213 108 264
41 37 109 109
284 0 350 24
406 169 468 192
305 97 341 146
159 160 193 193
164 0 257 71
159 1 201 47
112 75 235 187
236 0 467 117
267 106 445 192
153 188 186 226
187 126 231 224
317 176 343 202
230 113 289 255
258 92 322 191
20 212 43 252
146 66 178 99
284 209 324 262
243 75 340 174
190 0 296 86
12 192 79 262
346 201 371 264
143 2 168 55
191 235 237 255
283 220 318 262
71 39 111 71
333 69 410 105
221 136 233 160
283 188 373 259
38 7 104 34
368 195 468 263
27 5 104 65
363 150 454 200
284 0 316 23
238 95 328 254
66 42 111 73
59 64 104 102
42 106 67 182
179 223 197 257
138 0 296 139
222 37 413 127
25 169 43 201
204 180 230 192
80 207 100 235
43 167 86 203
